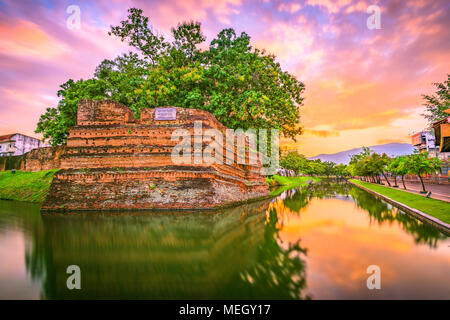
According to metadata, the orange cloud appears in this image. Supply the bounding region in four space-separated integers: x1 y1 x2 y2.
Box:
376 138 409 145
0 0 448 158
304 129 340 137
0 20 68 59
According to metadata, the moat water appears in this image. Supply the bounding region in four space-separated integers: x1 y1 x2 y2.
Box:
0 182 449 299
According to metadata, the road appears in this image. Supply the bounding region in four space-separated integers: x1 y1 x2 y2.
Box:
383 178 450 202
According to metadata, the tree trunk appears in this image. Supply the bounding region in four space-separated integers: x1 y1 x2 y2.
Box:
393 176 398 187
418 174 426 193
382 172 391 187
401 175 406 189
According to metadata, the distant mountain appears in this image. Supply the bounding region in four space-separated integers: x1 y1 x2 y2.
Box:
308 143 414 164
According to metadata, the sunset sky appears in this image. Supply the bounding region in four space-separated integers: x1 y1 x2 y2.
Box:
0 0 449 156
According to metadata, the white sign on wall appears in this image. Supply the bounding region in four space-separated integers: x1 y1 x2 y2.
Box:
155 108 177 121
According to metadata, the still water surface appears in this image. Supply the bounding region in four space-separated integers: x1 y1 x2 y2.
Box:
0 182 449 299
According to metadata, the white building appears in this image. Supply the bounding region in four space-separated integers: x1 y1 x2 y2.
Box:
0 133 48 157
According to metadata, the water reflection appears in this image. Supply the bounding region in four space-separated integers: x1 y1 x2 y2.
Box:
0 182 448 299
5 200 307 299
273 182 447 247
270 182 449 299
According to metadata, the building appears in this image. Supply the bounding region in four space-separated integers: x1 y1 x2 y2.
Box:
411 131 438 155
432 109 450 155
431 109 450 176
411 112 450 177
0 133 47 157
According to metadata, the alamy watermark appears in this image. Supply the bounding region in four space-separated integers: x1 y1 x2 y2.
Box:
66 265 81 290
366 5 381 30
366 265 381 290
66 5 81 30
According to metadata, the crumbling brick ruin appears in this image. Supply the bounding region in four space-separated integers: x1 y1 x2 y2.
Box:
42 100 269 211
0 146 65 172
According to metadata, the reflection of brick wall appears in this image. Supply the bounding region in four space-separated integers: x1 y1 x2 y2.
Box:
42 100 269 211
37 199 269 299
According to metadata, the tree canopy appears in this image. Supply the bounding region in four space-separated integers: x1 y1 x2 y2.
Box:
279 151 350 177
348 147 442 192
403 152 442 192
36 7 305 145
421 74 450 125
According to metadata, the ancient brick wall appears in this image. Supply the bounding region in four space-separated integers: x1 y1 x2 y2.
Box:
42 100 269 211
0 146 64 172
24 146 65 171
0 154 26 171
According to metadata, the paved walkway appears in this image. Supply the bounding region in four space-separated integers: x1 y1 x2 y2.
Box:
381 178 450 203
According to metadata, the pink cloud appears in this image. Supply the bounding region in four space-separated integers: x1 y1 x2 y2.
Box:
277 2 302 13
305 0 353 13
0 0 448 156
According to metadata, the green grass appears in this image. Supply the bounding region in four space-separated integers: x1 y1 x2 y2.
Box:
266 174 320 186
0 169 59 203
266 175 321 196
266 175 321 187
350 179 450 224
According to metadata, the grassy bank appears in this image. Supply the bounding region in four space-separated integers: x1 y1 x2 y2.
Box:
266 175 321 196
0 169 58 203
266 175 321 187
350 179 450 224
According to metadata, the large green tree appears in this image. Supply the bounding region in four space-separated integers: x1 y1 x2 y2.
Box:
349 147 374 182
367 153 392 186
348 147 392 185
350 147 443 193
421 74 450 125
404 152 442 193
36 8 304 145
387 155 408 188
279 152 346 177
335 163 349 178
321 161 336 178
280 152 309 175
36 78 112 145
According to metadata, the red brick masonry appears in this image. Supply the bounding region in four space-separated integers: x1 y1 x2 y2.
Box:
41 100 269 211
